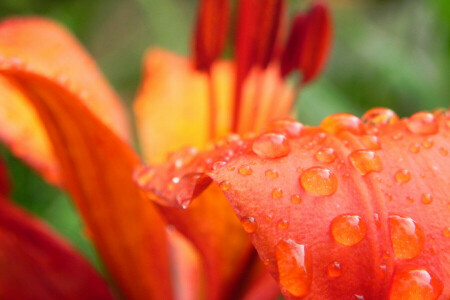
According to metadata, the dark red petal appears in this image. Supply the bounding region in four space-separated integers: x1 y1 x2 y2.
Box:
0 197 114 300
280 14 307 77
193 0 230 71
138 111 450 299
0 158 9 197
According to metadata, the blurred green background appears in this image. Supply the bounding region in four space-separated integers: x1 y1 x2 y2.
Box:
0 0 449 276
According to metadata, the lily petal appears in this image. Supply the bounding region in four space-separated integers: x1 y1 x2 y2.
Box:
0 196 114 300
0 156 9 197
138 111 449 299
0 67 172 299
0 18 130 184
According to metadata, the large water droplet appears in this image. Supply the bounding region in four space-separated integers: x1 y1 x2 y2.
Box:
253 133 290 159
300 167 338 196
238 165 253 176
406 112 438 135
327 261 342 278
361 108 398 134
275 240 312 297
395 169 412 183
389 215 425 259
268 119 303 138
320 113 363 135
315 148 337 163
389 267 443 300
331 214 367 246
241 216 257 233
349 150 383 175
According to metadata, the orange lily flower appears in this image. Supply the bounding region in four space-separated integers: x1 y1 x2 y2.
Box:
0 1 331 299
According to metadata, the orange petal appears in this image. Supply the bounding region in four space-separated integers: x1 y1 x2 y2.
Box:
0 70 172 298
0 18 130 184
138 111 450 299
193 0 230 71
0 197 114 300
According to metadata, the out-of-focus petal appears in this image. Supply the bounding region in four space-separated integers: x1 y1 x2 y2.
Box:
0 156 10 197
137 111 449 299
0 17 130 184
0 197 114 300
0 71 172 299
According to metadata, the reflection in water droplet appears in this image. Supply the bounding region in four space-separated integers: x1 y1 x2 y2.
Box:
389 215 425 259
406 112 438 135
331 215 366 246
291 194 302 204
253 133 290 159
238 165 253 176
300 167 338 196
389 267 443 300
315 148 337 163
395 169 412 183
362 107 398 134
327 261 341 278
265 169 279 179
275 240 312 297
241 216 257 233
320 113 363 135
349 150 383 175
272 188 283 199
421 194 433 205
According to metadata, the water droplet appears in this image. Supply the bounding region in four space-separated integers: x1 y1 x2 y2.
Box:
406 112 438 135
291 194 302 204
300 167 338 196
443 227 450 238
327 261 341 278
361 135 381 150
331 214 366 246
268 119 303 138
385 193 393 201
389 267 443 300
277 219 289 229
379 265 387 279
238 165 253 176
275 240 312 297
406 196 414 203
265 169 279 179
320 113 363 135
362 108 398 134
409 143 421 154
421 194 433 205
422 138 434 149
395 169 411 183
219 180 231 191
349 150 383 175
353 295 365 300
253 133 290 159
272 188 283 199
392 132 404 141
241 216 257 233
389 215 425 259
315 148 337 163
212 161 227 170
439 148 448 156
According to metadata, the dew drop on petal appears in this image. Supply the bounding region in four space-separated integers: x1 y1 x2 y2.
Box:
361 107 398 134
327 261 341 278
361 135 381 150
277 219 289 229
219 180 231 191
349 150 383 175
409 143 421 154
331 215 366 246
291 194 302 204
268 119 303 138
265 169 279 179
315 148 337 163
320 113 363 135
241 216 257 233
300 167 338 196
272 188 283 199
406 112 438 135
421 194 433 205
439 148 448 156
395 169 411 183
443 227 450 238
389 215 425 260
422 138 434 149
275 240 312 298
238 165 253 176
389 267 443 300
253 133 290 159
